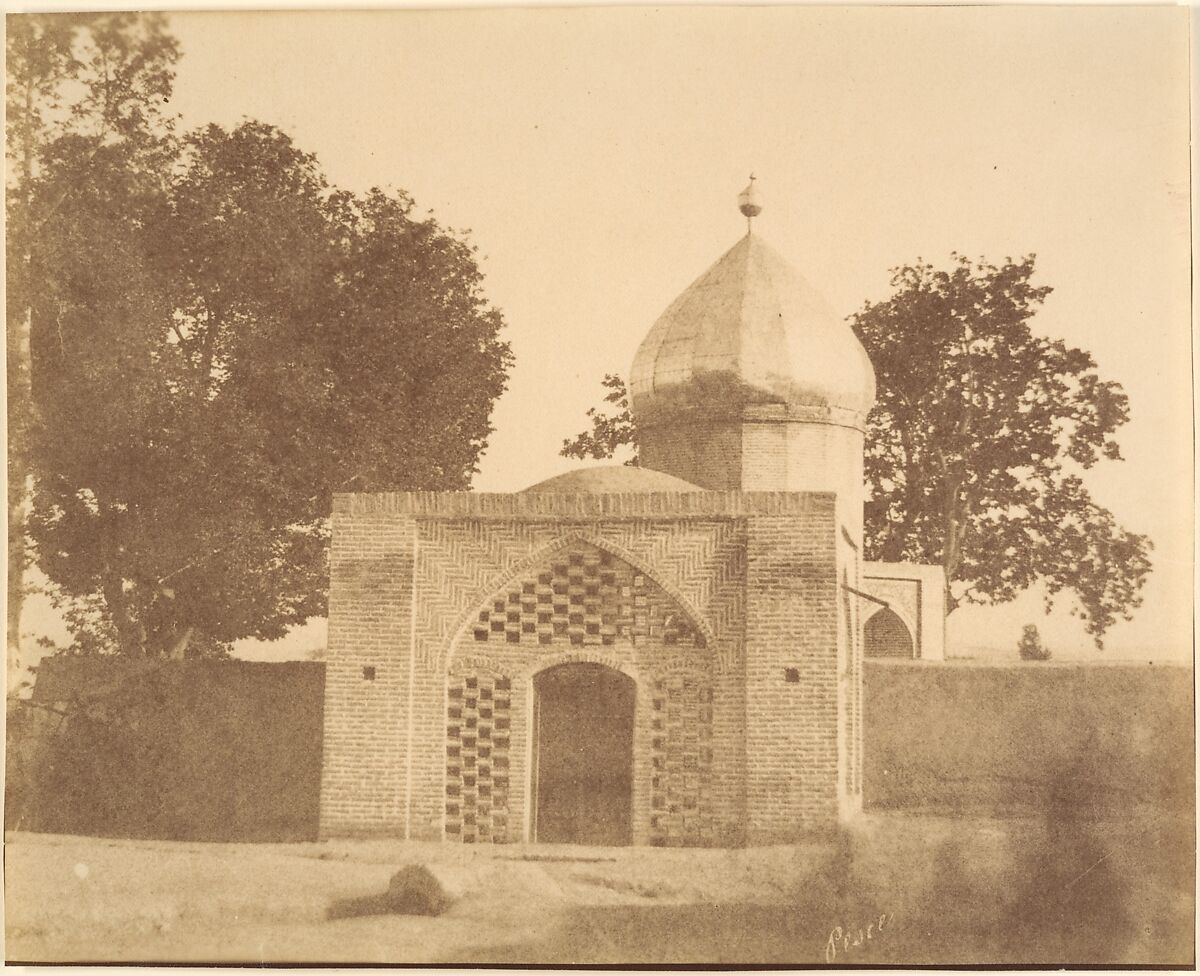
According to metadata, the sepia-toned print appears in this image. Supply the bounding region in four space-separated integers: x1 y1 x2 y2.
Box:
5 6 1193 967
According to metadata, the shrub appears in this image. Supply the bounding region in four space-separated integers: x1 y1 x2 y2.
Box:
1017 624 1052 661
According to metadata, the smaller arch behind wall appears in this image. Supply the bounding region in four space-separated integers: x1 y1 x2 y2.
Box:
864 607 915 659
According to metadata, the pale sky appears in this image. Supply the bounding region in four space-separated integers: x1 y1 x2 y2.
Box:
20 6 1194 664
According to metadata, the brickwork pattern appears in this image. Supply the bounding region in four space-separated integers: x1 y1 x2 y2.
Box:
373 507 749 845
319 510 415 836
742 511 841 842
411 519 743 672
640 418 744 491
444 673 513 843
864 608 914 658
640 412 864 531
649 671 715 846
469 545 704 649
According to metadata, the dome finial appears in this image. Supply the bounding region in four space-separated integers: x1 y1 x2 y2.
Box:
738 174 762 233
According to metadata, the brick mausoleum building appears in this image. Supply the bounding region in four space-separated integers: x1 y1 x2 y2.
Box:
321 184 943 847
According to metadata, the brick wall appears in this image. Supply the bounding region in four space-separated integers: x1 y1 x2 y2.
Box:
12 660 325 842
864 660 1195 816
435 540 724 845
322 490 850 844
639 418 744 490
741 499 841 842
319 508 414 836
639 408 865 540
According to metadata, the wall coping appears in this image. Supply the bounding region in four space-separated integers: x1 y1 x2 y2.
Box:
333 489 836 518
865 657 1192 671
864 560 946 588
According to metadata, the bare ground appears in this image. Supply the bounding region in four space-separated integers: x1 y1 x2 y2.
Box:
4 808 1193 966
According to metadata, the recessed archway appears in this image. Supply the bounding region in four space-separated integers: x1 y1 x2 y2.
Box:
532 663 635 846
864 607 915 659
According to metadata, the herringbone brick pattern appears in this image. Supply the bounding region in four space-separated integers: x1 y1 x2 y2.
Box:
322 489 858 844
414 520 745 672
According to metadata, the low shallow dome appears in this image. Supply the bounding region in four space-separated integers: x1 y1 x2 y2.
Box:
520 465 703 493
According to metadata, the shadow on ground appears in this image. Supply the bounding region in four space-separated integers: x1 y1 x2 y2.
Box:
456 803 1194 966
5 804 1193 965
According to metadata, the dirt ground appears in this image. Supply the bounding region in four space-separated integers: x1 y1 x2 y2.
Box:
5 807 1193 966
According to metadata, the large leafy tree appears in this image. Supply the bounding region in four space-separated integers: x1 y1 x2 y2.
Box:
6 12 180 673
26 118 511 659
563 256 1151 646
852 256 1150 643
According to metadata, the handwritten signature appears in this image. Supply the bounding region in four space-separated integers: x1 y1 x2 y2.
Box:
825 912 894 963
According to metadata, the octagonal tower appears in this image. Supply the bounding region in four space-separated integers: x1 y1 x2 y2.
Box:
630 186 876 537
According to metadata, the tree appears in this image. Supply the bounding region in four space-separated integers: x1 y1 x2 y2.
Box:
560 373 638 464
1017 624 1051 661
852 256 1150 645
26 120 512 659
563 255 1152 647
7 13 180 673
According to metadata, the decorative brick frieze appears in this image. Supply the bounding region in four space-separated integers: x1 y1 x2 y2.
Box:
468 541 705 650
333 490 834 518
418 520 745 674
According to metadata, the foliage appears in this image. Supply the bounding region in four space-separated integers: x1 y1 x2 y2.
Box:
6 12 181 666
852 255 1150 644
1017 624 1051 661
564 255 1152 646
560 373 638 464
22 112 511 657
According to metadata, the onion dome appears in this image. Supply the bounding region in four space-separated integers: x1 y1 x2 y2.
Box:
630 188 876 430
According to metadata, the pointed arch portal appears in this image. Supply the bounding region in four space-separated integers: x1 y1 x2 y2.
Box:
441 537 721 846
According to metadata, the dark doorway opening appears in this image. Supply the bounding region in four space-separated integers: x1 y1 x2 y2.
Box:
533 663 635 846
864 607 915 659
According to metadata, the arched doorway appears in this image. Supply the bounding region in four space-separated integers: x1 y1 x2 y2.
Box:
864 607 915 658
532 663 635 846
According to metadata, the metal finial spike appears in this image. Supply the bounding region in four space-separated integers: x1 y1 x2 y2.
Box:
738 175 762 232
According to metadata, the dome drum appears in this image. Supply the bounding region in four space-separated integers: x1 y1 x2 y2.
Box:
634 388 870 435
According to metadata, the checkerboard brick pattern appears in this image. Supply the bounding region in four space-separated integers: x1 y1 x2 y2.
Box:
470 545 704 649
444 673 512 843
649 672 715 846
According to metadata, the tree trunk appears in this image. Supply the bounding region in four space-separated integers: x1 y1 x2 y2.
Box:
941 480 964 615
101 574 145 657
166 625 194 661
8 77 38 686
7 469 30 682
